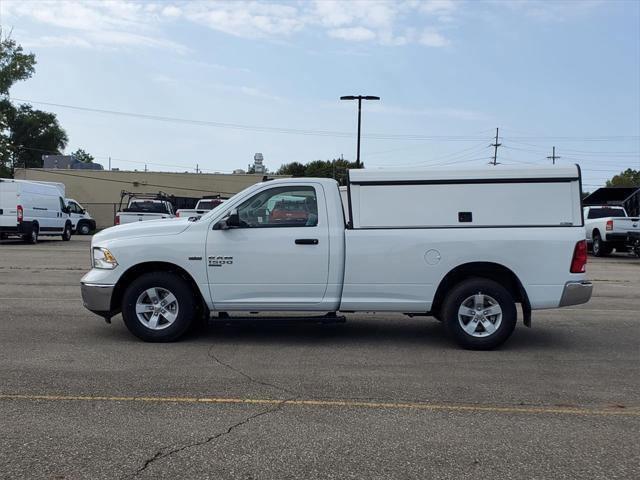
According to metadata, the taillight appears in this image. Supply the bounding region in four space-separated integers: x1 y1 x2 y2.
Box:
606 220 613 231
115 214 120 225
176 212 180 217
17 205 23 223
570 240 587 273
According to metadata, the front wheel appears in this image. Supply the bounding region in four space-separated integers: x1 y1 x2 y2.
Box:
442 278 517 350
121 272 195 342
78 222 91 235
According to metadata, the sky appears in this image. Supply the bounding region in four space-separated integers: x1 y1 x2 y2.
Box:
1 0 639 189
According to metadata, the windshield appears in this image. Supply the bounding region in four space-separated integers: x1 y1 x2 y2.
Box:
587 207 627 219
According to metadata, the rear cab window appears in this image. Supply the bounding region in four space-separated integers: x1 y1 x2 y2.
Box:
587 208 627 219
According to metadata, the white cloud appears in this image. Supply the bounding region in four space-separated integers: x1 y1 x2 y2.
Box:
419 30 449 47
328 27 376 42
3 0 187 52
6 0 603 51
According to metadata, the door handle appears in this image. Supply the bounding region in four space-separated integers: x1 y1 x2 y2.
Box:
295 238 318 245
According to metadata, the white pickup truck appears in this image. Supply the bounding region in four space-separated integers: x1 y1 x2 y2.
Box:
176 198 225 220
81 166 592 350
115 197 175 225
584 205 640 256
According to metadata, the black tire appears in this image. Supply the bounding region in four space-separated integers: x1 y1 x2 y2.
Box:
121 272 195 342
23 223 38 244
78 222 91 235
442 278 517 350
592 232 611 257
62 222 72 241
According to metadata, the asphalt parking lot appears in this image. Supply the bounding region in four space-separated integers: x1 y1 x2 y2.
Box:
1 236 639 480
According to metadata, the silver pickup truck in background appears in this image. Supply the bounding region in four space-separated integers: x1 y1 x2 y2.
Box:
584 205 640 257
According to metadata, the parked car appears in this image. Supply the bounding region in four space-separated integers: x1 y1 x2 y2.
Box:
66 198 96 235
0 179 72 243
81 165 591 350
115 191 175 225
583 205 640 256
176 198 225 220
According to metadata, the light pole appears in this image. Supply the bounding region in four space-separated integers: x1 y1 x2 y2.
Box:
340 95 380 168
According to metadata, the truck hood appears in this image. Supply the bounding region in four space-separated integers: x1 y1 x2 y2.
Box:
94 218 191 243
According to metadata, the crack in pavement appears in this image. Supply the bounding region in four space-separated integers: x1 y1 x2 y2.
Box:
126 398 291 479
123 345 298 478
207 345 296 396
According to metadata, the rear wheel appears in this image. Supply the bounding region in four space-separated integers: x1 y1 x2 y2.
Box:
442 278 517 350
121 272 195 342
592 232 611 257
62 222 72 241
23 223 38 244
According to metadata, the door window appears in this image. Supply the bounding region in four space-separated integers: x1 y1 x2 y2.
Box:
236 186 318 228
69 202 82 214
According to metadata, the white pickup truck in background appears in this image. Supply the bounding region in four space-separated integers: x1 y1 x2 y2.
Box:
584 205 640 257
115 192 175 225
81 165 592 350
176 198 226 220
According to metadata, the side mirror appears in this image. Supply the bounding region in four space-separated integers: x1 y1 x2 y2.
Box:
226 209 240 227
81 209 86 214
214 209 240 230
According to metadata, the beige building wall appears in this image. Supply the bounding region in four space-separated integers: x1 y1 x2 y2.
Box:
15 168 285 229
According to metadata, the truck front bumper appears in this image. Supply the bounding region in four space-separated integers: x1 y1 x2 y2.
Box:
81 282 115 316
559 281 593 307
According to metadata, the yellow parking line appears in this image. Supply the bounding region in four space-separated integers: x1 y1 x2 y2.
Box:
1 393 638 417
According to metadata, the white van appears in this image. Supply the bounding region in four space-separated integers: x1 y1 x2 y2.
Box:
66 198 96 235
0 179 73 243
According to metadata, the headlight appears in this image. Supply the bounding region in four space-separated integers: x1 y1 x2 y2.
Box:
92 247 118 269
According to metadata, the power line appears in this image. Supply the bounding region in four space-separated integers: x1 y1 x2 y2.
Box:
10 97 640 142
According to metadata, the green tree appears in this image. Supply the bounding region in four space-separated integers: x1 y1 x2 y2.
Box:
605 168 640 187
7 104 68 169
0 30 36 95
0 32 69 175
0 31 36 177
71 148 94 163
276 161 306 176
276 158 361 185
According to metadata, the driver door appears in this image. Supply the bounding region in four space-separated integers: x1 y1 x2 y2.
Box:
206 183 330 310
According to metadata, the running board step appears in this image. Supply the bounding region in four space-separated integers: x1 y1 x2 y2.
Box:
209 312 346 325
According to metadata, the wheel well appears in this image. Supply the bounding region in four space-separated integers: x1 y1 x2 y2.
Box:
110 262 208 317
592 228 601 239
430 262 529 317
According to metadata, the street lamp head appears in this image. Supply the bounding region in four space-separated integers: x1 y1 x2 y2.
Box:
340 95 381 101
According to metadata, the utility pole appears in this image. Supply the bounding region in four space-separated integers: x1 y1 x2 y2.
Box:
340 95 380 168
108 156 111 171
196 163 199 174
547 146 560 165
144 164 147 172
490 127 501 166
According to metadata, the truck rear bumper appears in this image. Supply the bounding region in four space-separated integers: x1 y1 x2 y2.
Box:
81 282 115 316
559 281 593 307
